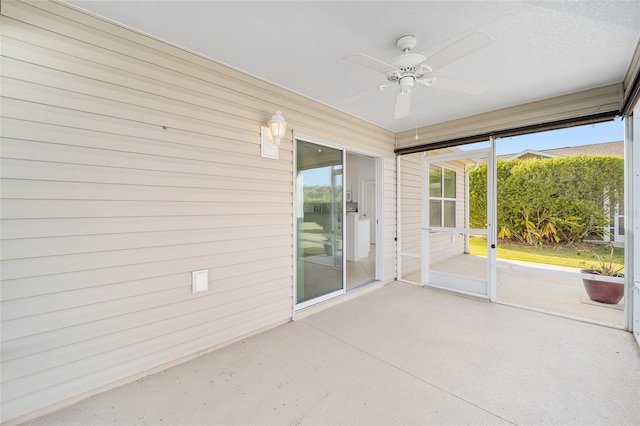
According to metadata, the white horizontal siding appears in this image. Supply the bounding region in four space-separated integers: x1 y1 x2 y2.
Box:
399 154 423 276
2 267 291 358
0 0 396 422
1 214 294 239
382 155 398 282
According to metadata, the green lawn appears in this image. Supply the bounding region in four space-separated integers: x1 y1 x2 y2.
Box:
300 221 342 257
300 222 326 256
469 237 624 272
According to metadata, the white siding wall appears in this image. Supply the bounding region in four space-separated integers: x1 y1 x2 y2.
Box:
398 153 422 277
0 1 396 422
382 155 399 278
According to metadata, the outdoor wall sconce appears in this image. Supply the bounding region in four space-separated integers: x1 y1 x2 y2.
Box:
261 110 287 159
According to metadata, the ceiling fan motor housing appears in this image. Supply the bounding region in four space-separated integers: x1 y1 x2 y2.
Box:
391 53 426 71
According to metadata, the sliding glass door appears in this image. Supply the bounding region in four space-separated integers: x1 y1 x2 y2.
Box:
296 139 344 307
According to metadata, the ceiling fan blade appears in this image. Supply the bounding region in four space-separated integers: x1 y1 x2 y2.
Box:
424 31 493 72
344 53 399 74
429 76 487 95
394 90 412 119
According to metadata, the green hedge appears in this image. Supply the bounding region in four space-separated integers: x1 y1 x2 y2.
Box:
469 156 623 245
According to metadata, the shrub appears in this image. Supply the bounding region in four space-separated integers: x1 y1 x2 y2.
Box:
469 156 623 245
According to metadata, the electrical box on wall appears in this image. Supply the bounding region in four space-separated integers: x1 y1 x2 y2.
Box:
192 269 209 293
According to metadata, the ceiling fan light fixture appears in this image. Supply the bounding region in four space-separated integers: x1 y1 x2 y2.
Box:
399 75 414 92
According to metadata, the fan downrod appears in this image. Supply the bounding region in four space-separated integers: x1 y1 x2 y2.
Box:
391 35 426 71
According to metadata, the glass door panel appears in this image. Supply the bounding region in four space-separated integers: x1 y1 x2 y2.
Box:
296 140 344 306
345 152 377 289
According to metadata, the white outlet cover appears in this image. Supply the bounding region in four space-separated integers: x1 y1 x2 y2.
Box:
192 269 209 293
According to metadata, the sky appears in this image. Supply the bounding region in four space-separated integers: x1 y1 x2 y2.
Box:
494 119 624 155
302 119 625 186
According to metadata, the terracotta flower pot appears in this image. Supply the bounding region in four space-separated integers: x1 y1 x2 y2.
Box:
581 269 624 304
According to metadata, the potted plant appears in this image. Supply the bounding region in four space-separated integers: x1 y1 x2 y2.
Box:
579 244 624 304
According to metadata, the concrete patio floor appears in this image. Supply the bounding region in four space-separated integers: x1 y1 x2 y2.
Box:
425 254 625 326
24 281 640 426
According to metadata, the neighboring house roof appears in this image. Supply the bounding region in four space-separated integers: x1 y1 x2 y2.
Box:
509 149 559 160
498 140 623 160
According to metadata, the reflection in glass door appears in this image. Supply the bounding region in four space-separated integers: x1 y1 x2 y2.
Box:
296 140 344 307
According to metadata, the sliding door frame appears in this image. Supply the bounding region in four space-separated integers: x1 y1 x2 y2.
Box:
293 134 383 312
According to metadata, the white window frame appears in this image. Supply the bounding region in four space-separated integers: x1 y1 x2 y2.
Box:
428 165 457 228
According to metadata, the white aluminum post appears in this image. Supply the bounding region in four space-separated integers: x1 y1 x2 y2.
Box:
629 108 640 343
488 136 498 302
396 155 402 280
422 152 429 287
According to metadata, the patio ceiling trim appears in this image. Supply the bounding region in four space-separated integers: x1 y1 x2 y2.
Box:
395 111 617 155
394 83 622 155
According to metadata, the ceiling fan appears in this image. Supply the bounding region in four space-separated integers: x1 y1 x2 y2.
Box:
344 32 493 119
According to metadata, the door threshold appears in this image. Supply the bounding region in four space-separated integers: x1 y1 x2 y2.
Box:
347 279 377 292
294 281 385 321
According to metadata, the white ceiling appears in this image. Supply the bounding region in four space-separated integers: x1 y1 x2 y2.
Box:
68 1 640 132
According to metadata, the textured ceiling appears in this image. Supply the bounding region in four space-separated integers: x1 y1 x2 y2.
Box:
68 1 640 132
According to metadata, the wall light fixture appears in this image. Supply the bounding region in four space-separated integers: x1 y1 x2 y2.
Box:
261 110 287 159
